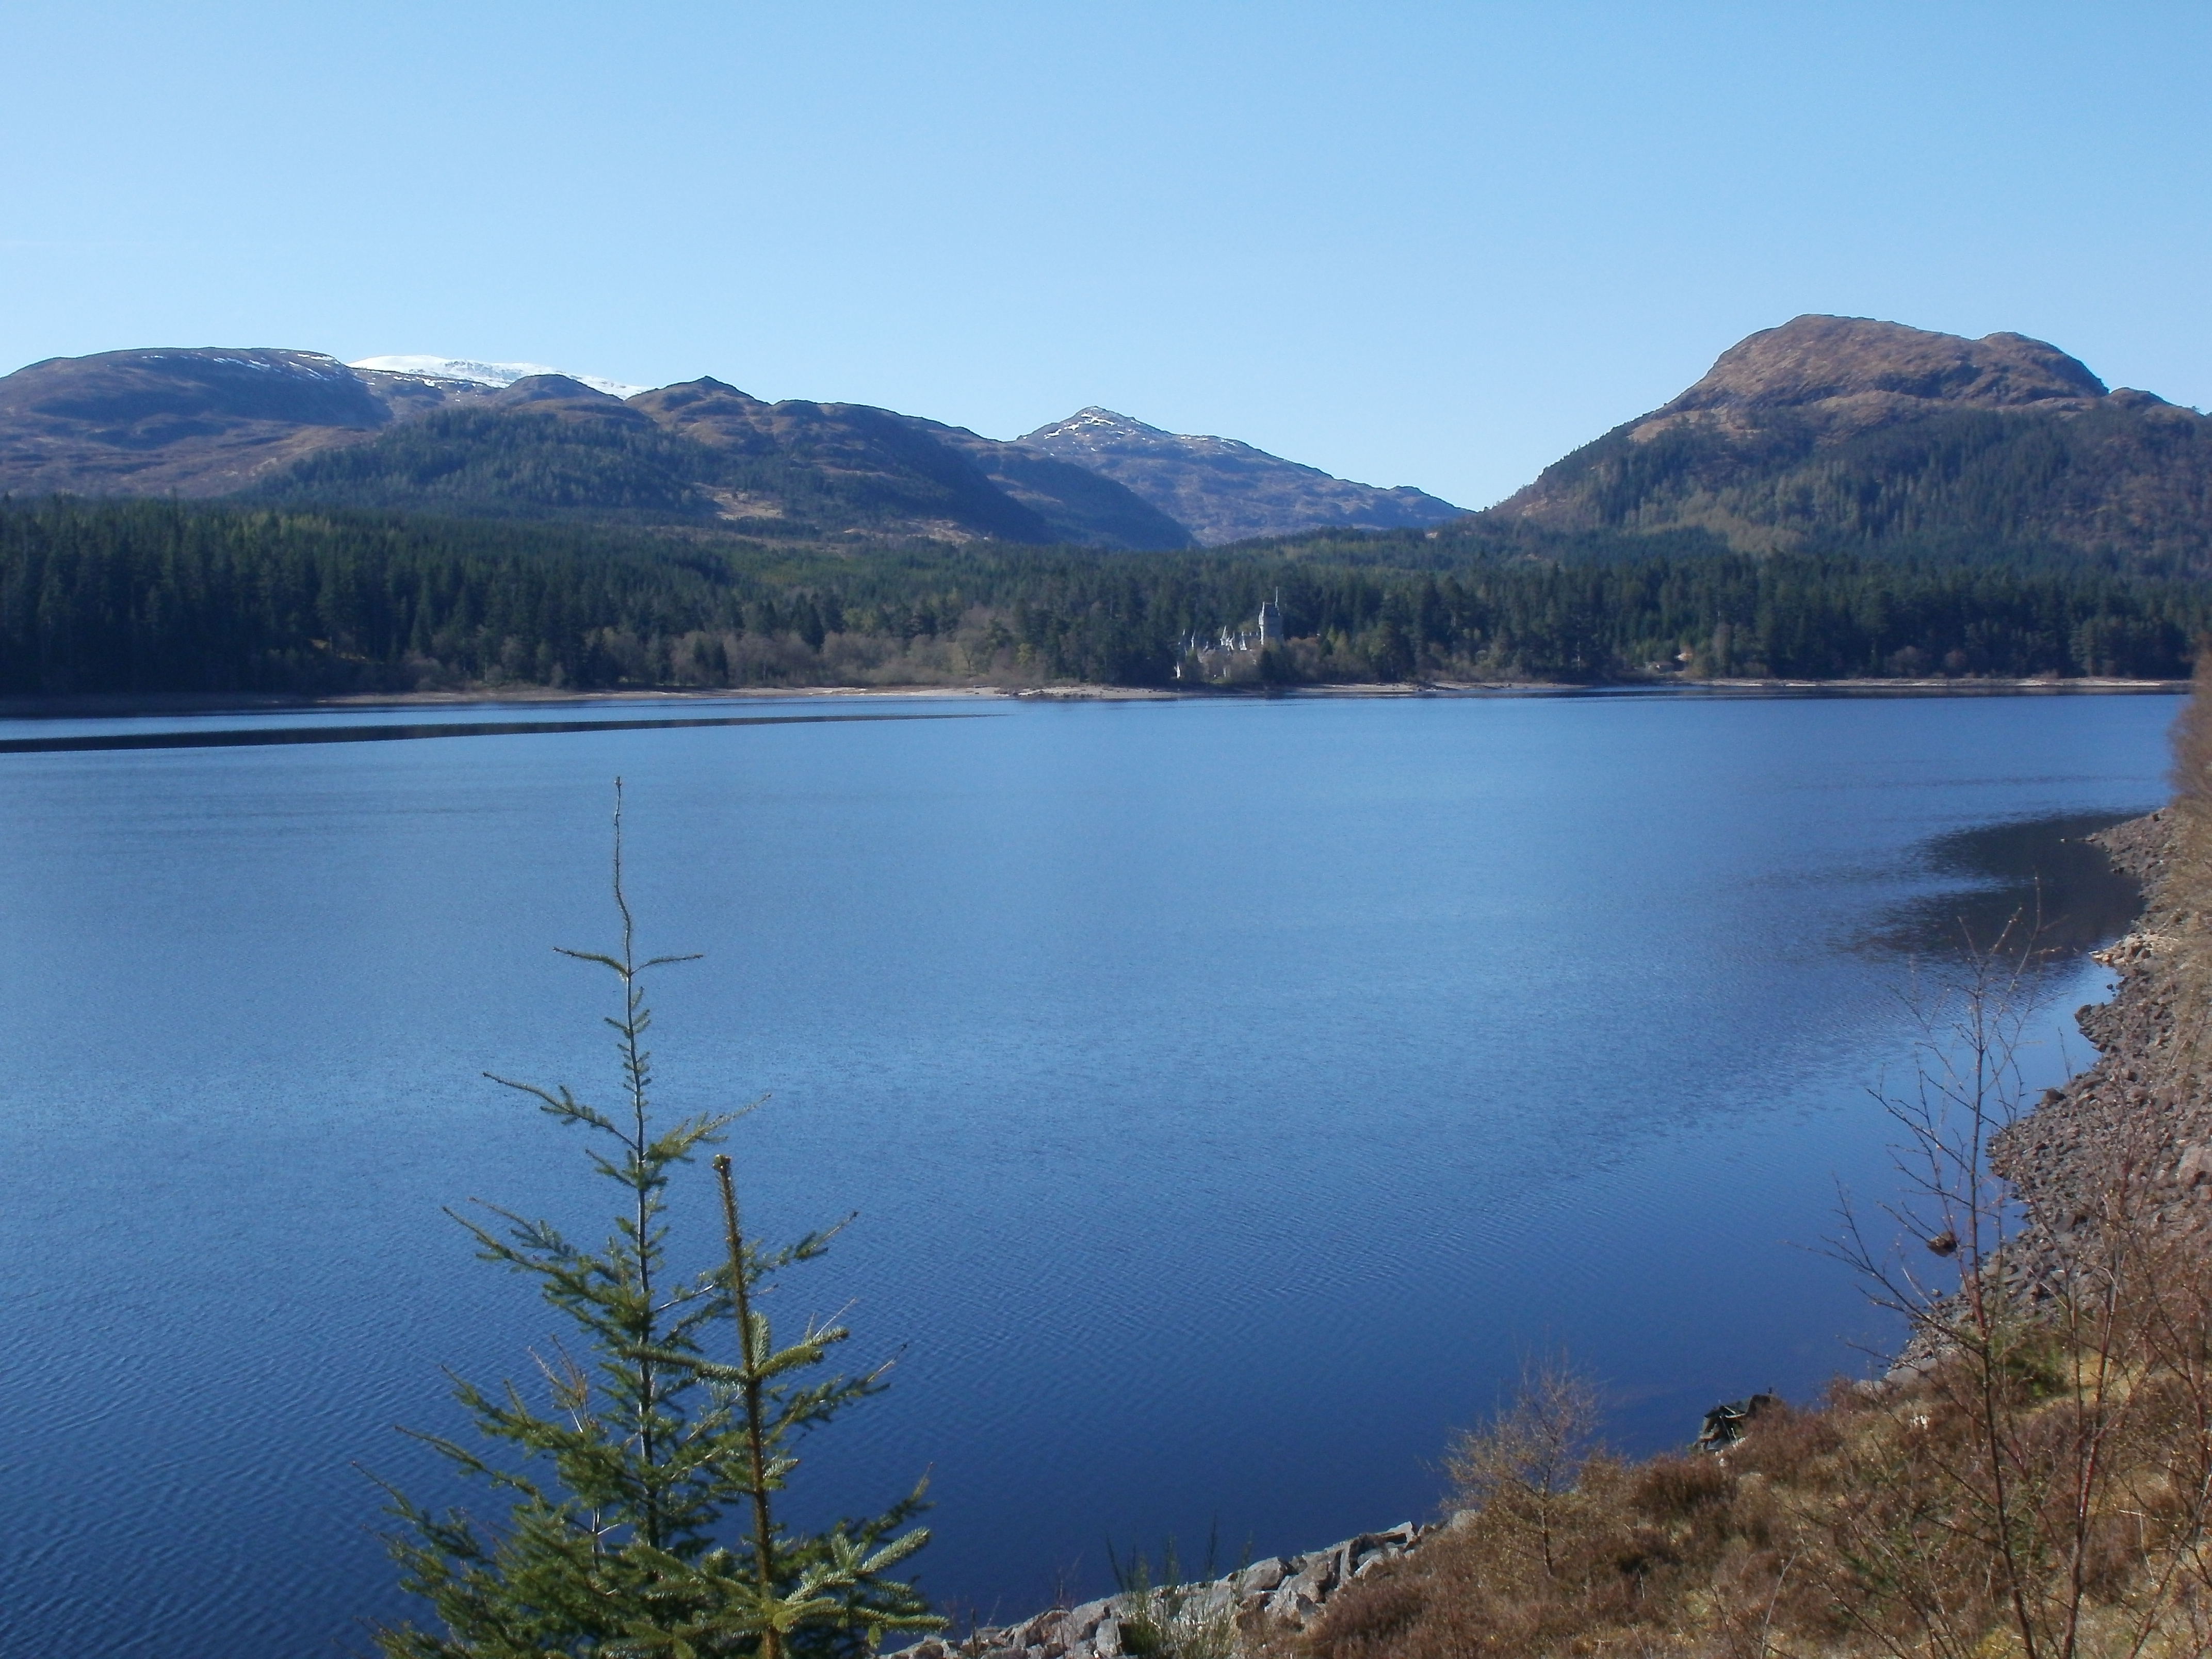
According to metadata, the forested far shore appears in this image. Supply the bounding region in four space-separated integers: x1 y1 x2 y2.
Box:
2 498 2207 697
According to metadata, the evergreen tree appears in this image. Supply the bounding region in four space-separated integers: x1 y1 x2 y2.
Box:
377 786 939 1659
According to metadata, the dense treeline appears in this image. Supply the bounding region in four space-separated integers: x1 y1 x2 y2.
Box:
2 497 2205 696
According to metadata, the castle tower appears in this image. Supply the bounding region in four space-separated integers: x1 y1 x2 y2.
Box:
1256 590 1282 647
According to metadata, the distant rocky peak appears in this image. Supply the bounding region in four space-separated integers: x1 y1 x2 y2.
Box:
1667 315 2107 417
1017 404 1465 546
1019 406 1174 447
1021 407 1274 464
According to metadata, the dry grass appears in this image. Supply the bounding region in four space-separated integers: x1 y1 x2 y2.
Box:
1308 1322 2212 1659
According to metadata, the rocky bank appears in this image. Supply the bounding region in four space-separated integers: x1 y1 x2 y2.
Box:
899 1522 1456 1659
1991 806 2212 1279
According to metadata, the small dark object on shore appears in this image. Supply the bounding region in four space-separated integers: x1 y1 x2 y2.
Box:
1695 1392 1781 1452
1927 1229 1959 1257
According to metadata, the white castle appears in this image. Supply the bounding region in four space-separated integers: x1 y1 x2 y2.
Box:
1175 592 1284 678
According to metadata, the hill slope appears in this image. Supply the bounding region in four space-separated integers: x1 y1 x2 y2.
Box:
1019 407 1466 545
1493 315 2212 573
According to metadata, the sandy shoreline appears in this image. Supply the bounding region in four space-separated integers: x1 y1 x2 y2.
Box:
0 676 2188 721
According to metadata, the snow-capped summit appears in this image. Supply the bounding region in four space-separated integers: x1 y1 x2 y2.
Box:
349 355 649 399
1032 406 1176 444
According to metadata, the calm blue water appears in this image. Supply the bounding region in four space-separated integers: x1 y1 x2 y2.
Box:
0 690 2180 1655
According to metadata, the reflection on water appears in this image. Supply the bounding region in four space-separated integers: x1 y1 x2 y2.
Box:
1864 812 2144 959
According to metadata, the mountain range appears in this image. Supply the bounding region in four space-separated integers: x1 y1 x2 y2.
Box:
6 316 2208 572
0 347 1461 549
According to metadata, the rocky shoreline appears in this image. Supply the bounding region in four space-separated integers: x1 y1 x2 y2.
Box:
1989 806 2212 1279
900 1522 1456 1659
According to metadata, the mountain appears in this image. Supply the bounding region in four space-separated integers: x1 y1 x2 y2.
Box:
0 347 431 496
904 417 1194 550
0 349 1190 548
1492 315 2212 572
1018 407 1466 546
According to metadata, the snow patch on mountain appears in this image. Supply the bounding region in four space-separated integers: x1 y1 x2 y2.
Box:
349 355 650 399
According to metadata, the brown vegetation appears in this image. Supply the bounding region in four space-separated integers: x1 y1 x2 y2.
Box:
1300 1283 2212 1654
1301 1225 2212 1659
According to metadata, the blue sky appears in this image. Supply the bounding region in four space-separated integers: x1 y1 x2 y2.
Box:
3 2 2206 507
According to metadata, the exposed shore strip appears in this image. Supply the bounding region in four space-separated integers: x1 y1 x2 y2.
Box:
0 676 2189 723
0 708 996 756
